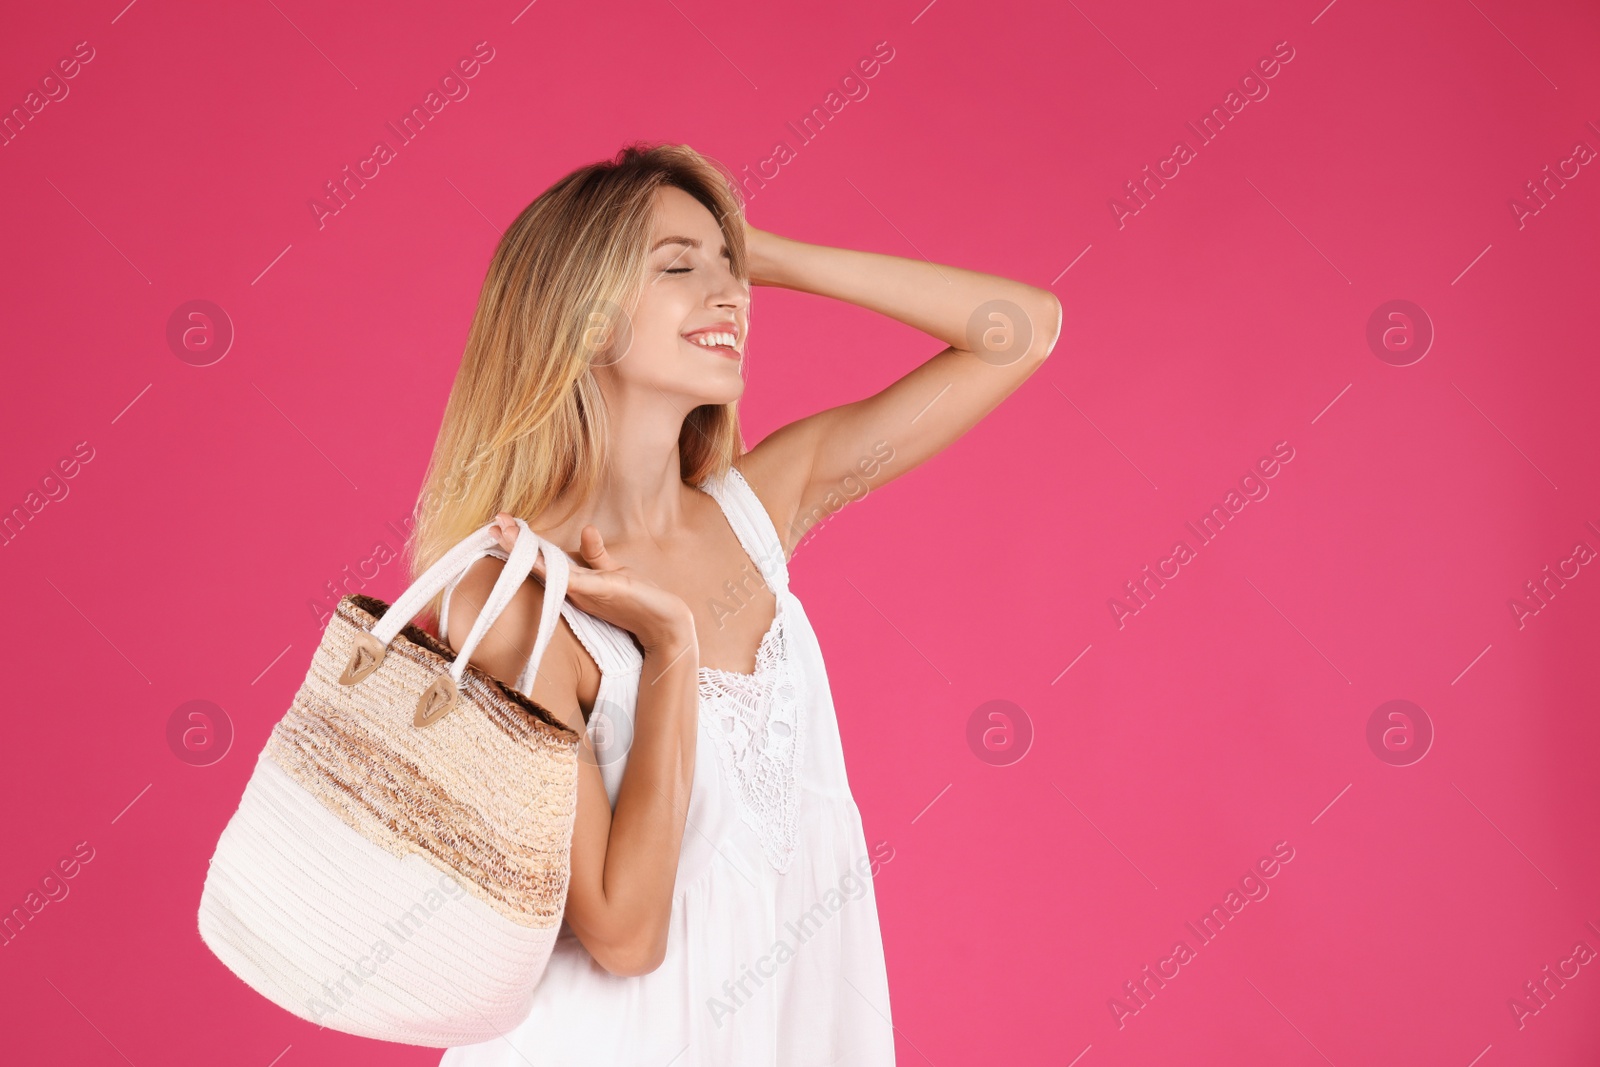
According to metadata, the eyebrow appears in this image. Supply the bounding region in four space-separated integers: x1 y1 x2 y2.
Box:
650 234 729 254
651 235 699 252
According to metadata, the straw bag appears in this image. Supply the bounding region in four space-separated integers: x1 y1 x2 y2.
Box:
196 518 581 1048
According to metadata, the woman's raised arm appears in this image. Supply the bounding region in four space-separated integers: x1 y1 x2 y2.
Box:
736 225 1062 555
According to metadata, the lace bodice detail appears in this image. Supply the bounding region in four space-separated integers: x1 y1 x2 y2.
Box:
696 595 805 874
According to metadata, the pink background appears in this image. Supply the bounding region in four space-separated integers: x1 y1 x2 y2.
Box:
3 0 1598 1063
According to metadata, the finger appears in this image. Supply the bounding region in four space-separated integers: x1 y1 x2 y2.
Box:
528 549 604 603
578 525 615 570
491 513 517 553
528 542 579 582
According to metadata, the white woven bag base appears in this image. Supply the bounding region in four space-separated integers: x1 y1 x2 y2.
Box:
197 750 557 1048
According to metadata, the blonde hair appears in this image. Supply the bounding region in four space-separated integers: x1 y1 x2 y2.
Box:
407 141 750 630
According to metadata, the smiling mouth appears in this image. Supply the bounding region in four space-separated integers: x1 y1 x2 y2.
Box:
683 334 742 359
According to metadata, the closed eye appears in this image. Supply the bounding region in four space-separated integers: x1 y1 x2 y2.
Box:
661 249 730 275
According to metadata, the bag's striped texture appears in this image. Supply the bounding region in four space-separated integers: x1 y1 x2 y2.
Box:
266 595 579 925
197 522 583 1048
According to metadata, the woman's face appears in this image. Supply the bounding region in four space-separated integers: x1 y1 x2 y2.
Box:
597 185 750 406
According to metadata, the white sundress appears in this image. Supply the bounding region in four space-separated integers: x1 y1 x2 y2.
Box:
435 466 897 1066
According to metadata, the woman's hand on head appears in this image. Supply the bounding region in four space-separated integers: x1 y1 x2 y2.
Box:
490 513 694 652
741 222 784 288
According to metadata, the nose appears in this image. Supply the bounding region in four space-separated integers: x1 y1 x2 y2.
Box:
707 260 750 314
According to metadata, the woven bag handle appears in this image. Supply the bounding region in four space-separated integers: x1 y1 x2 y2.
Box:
447 523 571 687
361 518 570 681
368 522 511 648
340 518 579 726
340 519 574 726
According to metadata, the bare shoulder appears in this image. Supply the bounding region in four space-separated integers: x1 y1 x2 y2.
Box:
445 555 599 729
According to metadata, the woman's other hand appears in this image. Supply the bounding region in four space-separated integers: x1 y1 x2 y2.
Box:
490 513 694 653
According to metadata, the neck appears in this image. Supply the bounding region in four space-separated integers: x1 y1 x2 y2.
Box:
543 381 704 551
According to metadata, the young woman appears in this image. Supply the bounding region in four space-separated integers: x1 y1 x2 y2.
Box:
419 143 1060 1065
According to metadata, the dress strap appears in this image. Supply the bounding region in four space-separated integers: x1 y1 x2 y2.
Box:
699 464 790 596
558 601 642 678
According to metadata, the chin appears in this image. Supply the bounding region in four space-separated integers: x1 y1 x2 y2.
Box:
702 381 745 407
689 367 745 407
